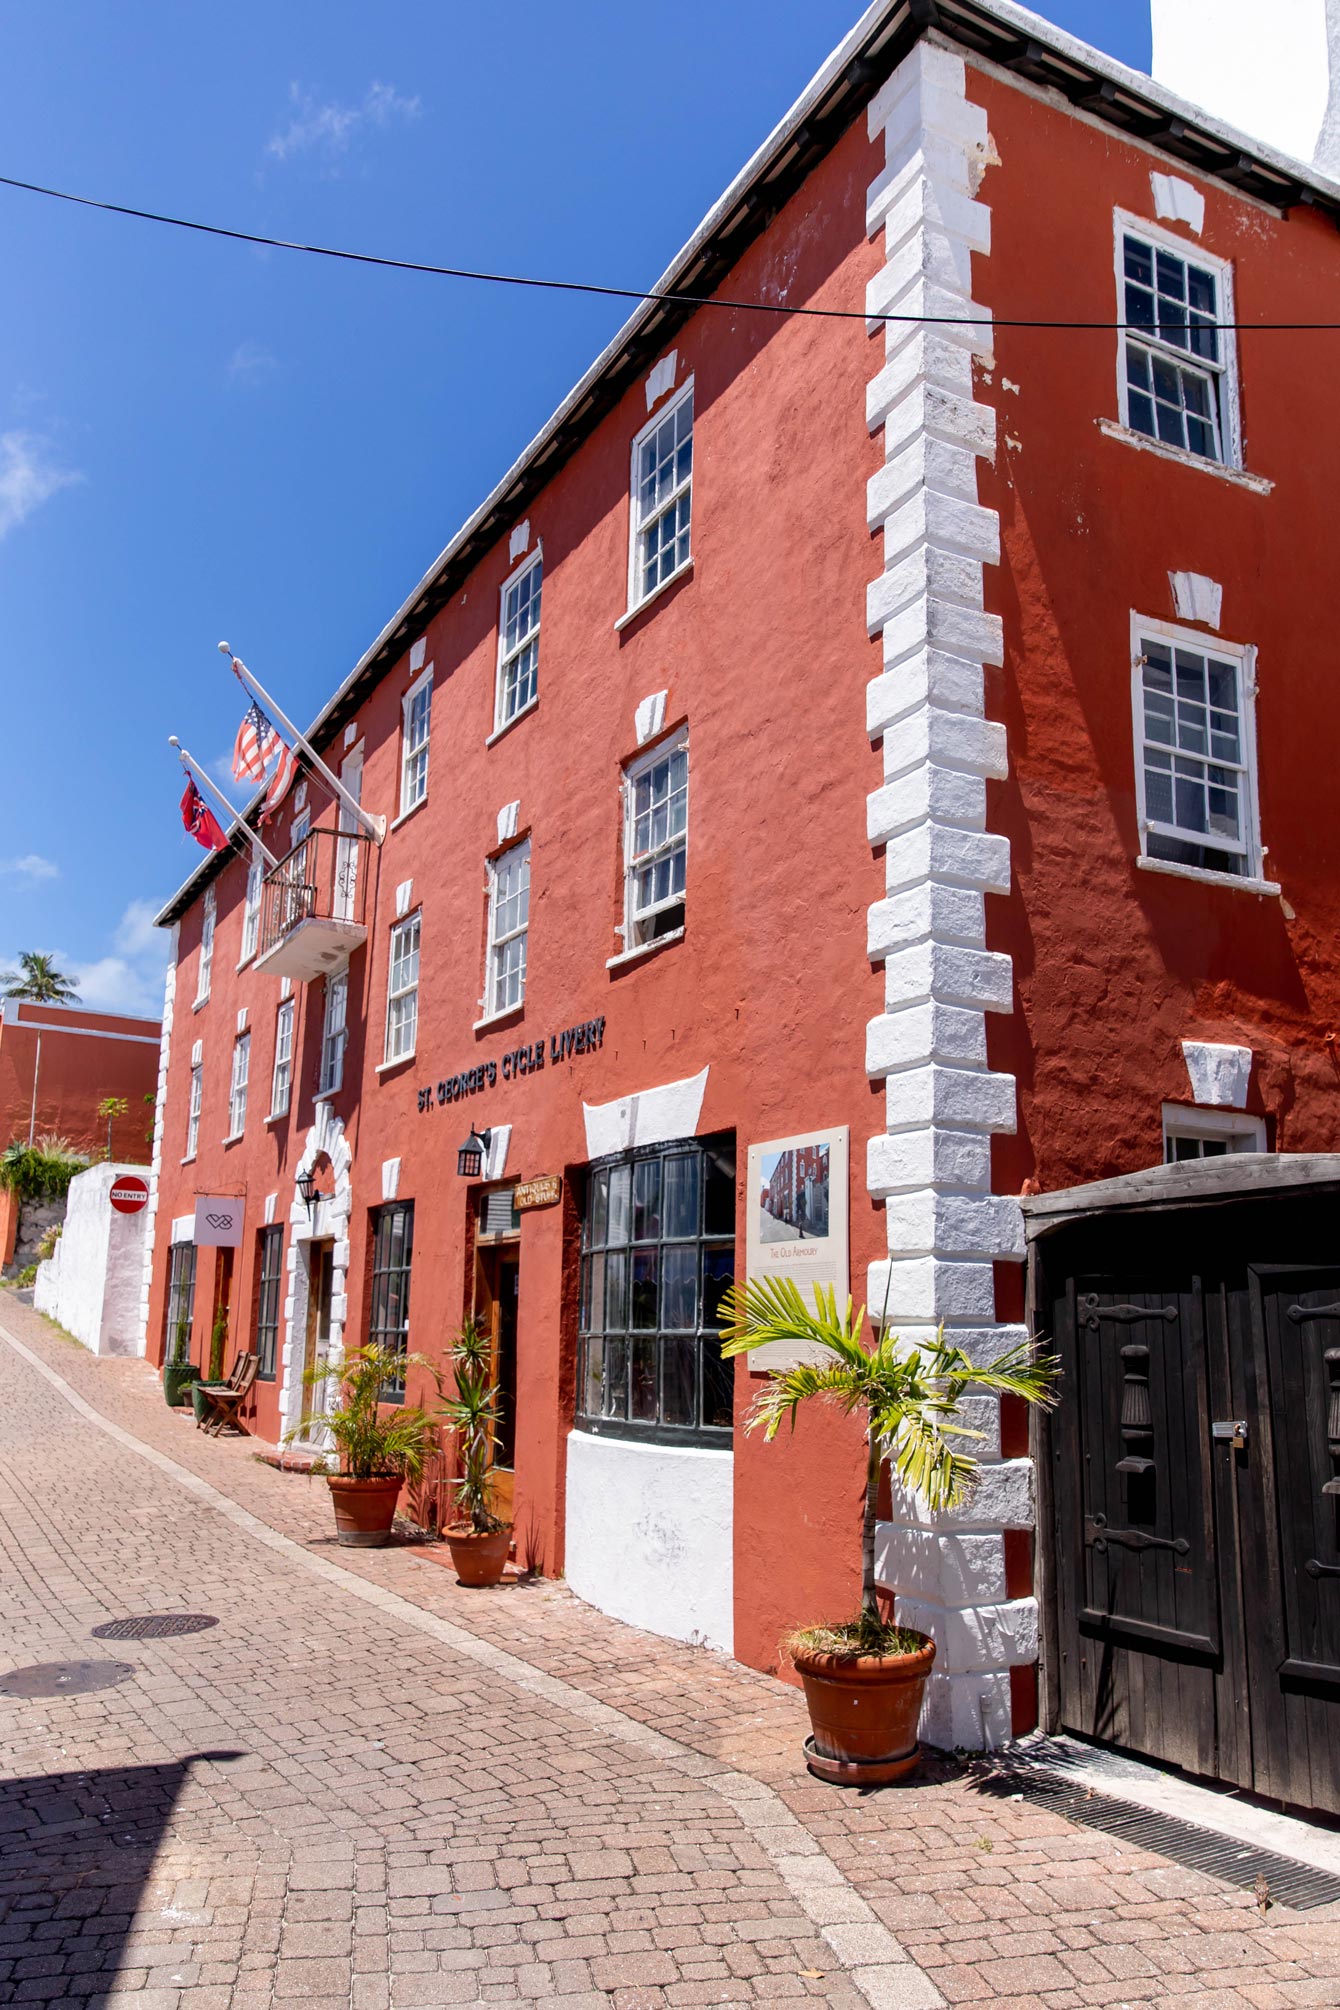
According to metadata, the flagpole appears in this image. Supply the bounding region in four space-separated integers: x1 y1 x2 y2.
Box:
218 643 385 844
169 740 283 869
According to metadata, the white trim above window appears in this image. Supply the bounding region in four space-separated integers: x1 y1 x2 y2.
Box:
399 668 432 818
384 911 421 1065
319 970 349 1098
495 550 542 733
485 839 530 1019
1131 613 1263 886
620 733 688 952
1114 210 1240 470
626 379 693 615
270 996 294 1119
1162 1103 1267 1162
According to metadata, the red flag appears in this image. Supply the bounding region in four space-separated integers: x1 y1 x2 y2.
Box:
180 777 228 852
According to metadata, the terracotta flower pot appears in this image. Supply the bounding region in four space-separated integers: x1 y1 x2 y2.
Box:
327 1474 403 1547
791 1630 936 1787
444 1525 512 1587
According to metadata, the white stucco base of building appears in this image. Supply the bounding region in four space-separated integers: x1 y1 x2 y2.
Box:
564 1430 733 1655
33 1162 149 1357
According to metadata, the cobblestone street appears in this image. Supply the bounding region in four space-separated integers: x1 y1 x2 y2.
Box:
2 1297 1339 2010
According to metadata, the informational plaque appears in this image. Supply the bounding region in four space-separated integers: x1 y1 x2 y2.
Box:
515 1174 562 1211
744 1127 849 1372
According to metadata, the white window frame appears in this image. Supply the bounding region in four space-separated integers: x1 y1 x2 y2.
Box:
1130 613 1265 888
195 888 216 1005
485 839 530 1020
619 733 689 953
270 997 294 1119
494 550 542 733
1162 1103 1267 1163
1113 210 1241 470
318 971 348 1099
384 911 421 1064
185 1063 202 1160
227 1032 250 1141
399 668 432 818
240 855 263 965
626 378 694 615
291 807 311 848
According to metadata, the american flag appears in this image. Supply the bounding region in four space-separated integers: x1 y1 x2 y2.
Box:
233 699 281 785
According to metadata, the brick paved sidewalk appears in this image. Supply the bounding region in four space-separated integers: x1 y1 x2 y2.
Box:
1 1294 1338 2009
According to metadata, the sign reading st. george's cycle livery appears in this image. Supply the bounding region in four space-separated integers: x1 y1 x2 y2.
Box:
417 1016 607 1113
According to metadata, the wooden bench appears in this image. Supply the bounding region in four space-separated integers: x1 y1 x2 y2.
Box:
196 1352 259 1436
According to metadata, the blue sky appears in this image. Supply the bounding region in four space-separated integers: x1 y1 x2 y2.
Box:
0 0 1151 1016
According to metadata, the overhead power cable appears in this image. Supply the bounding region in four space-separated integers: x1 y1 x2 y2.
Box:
1 169 1338 332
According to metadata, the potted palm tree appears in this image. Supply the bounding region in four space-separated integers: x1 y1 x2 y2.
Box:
437 1318 512 1586
721 1277 1055 1786
296 1342 439 1547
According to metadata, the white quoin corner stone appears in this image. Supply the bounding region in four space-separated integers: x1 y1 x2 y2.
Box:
1182 1039 1253 1109
1150 171 1205 233
1169 570 1223 627
864 40 1029 1752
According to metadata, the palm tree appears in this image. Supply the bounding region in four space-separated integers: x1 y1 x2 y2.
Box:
721 1277 1057 1644
1 952 79 1004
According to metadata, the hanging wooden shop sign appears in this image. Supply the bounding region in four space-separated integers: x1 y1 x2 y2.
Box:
514 1174 562 1212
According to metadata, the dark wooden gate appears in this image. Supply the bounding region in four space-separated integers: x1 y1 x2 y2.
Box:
1029 1157 1340 1817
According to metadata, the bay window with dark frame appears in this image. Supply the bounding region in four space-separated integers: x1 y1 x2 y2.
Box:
253 1224 283 1381
368 1200 414 1402
576 1132 735 1446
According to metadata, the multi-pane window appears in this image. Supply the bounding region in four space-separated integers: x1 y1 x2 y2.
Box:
241 856 263 963
165 1241 197 1362
228 1033 250 1138
577 1133 735 1445
254 1225 283 1380
1162 1107 1267 1163
185 1063 202 1159
496 554 541 730
369 1201 414 1401
1120 225 1230 464
400 672 432 816
630 384 693 608
270 997 294 1117
1134 624 1257 879
319 971 348 1096
385 913 421 1063
623 739 688 949
196 889 216 1003
487 840 530 1017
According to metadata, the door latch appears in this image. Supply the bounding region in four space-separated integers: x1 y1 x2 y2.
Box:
1211 1419 1248 1450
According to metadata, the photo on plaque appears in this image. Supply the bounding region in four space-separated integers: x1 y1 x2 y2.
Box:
744 1127 849 1371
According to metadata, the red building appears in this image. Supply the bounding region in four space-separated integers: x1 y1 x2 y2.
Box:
0 999 159 1163
146 2 1340 1801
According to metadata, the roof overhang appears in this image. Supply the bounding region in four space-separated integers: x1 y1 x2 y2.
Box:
1021 1153 1340 1239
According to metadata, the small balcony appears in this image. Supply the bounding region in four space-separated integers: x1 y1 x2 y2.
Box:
254 827 371 982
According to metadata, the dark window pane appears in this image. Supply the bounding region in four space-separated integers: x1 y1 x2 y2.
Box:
632 1157 661 1242
662 1244 697 1329
703 1145 735 1236
631 1249 659 1329
603 1336 628 1418
631 1335 658 1420
583 1332 604 1416
589 1169 608 1249
662 1335 697 1426
605 1251 628 1332
608 1163 631 1246
662 1153 699 1238
702 1336 734 1429
702 1246 734 1330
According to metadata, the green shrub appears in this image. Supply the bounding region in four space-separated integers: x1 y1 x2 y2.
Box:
0 1138 88 1200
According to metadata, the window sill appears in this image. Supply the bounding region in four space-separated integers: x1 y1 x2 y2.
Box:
180 1154 196 1166
615 559 694 632
486 696 539 747
192 996 210 1013
236 953 256 973
1098 420 1274 494
390 797 428 834
222 1131 245 1147
1137 855 1281 897
375 1054 415 1075
264 1110 290 1127
473 1004 524 1033
313 1089 342 1104
606 927 685 971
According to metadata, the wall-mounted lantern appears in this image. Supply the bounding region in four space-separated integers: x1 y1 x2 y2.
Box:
457 1127 492 1179
296 1168 321 1216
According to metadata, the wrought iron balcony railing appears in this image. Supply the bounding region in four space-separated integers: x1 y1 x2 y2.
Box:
254 826 372 982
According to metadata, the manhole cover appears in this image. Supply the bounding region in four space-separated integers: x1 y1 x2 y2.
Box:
0 1660 136 1697
91 1614 219 1641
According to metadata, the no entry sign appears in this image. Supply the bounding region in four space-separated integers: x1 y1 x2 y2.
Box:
109 1175 150 1216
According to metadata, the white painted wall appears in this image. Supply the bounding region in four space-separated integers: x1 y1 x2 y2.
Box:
1151 0 1340 171
34 1162 149 1357
564 1429 733 1653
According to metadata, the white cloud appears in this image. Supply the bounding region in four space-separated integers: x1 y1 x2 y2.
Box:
266 80 421 164
227 341 278 383
0 854 59 884
0 432 83 542
1 900 172 1020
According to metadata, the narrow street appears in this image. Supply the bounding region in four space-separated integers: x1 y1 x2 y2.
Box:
1 1296 1338 2010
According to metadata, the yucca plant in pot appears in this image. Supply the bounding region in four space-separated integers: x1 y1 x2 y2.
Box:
295 1342 439 1547
721 1276 1056 1787
436 1317 511 1586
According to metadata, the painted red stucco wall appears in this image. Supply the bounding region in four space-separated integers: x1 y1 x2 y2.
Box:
0 1005 159 1163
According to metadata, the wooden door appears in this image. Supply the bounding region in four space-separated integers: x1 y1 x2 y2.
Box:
208 1247 235 1381
299 1243 335 1439
476 1245 518 1522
